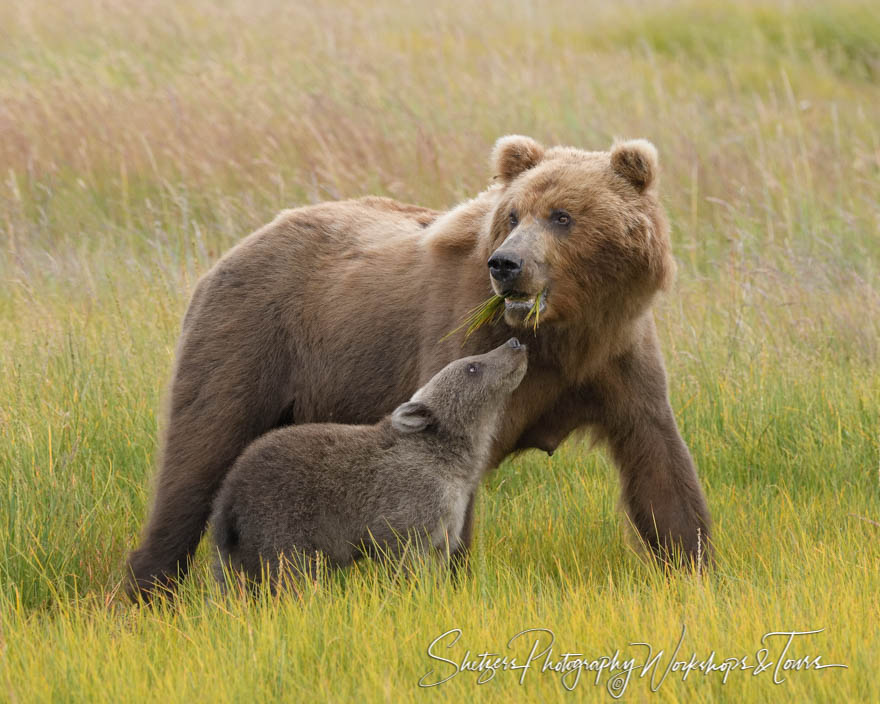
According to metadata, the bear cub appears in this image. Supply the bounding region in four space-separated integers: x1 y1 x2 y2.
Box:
210 338 527 588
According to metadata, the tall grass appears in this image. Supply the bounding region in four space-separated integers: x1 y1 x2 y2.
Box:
1 0 878 701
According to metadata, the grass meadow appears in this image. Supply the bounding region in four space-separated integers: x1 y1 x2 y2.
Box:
1 0 878 701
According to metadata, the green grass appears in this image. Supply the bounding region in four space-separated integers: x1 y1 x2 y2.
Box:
1 0 878 701
442 294 506 342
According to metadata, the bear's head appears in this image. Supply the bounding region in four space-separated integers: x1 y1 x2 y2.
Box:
486 135 674 329
391 338 527 438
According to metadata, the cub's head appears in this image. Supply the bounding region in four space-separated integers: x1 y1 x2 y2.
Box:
486 135 674 328
391 338 527 437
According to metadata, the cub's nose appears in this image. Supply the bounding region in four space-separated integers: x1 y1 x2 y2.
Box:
507 337 522 349
488 251 523 284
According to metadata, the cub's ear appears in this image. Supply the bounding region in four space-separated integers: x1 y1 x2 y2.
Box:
611 139 659 192
491 135 545 184
391 401 435 434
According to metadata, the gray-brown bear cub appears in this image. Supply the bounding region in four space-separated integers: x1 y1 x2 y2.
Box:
210 338 527 588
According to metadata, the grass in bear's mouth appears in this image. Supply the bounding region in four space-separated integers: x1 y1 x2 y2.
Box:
524 290 544 332
441 294 506 342
442 290 546 342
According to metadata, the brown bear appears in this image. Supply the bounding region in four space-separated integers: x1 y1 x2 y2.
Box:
210 338 528 590
127 135 711 599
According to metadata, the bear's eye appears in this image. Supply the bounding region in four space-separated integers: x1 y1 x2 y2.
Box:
466 363 481 375
551 210 572 227
508 211 519 228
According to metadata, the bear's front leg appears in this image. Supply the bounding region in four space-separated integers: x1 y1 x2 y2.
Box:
596 338 712 569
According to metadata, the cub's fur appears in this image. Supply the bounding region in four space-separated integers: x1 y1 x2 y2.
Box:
210 339 527 588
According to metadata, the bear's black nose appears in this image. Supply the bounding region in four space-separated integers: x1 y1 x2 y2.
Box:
508 337 521 349
488 251 523 284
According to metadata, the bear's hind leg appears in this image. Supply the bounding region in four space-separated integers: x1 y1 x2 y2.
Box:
126 321 293 601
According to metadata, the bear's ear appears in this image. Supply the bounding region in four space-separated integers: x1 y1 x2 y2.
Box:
391 401 435 434
491 135 545 184
611 139 659 192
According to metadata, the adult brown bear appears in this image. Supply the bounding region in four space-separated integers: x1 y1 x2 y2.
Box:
127 136 711 599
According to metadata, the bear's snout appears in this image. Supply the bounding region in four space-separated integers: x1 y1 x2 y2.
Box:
487 251 523 285
507 337 522 349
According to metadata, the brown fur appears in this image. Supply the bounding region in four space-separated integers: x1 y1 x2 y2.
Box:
211 340 527 590
126 136 711 600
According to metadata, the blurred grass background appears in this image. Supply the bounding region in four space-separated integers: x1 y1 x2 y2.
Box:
0 0 878 701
